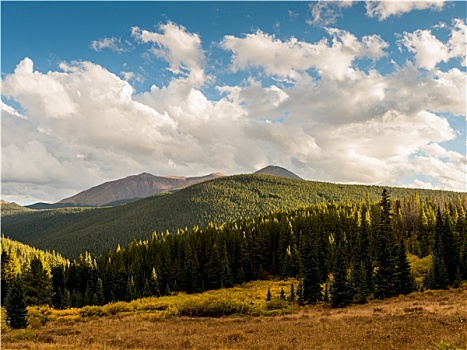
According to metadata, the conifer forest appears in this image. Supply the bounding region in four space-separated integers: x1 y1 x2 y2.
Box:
2 189 466 319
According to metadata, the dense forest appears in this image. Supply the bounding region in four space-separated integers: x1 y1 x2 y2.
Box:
2 174 465 258
2 190 466 319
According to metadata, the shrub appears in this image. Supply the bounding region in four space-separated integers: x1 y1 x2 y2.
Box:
265 298 289 310
436 340 463 350
179 298 249 317
80 305 108 317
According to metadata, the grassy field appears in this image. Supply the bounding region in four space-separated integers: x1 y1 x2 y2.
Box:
2 281 466 350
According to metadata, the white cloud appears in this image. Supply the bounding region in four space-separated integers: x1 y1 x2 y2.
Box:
399 19 467 70
90 37 131 52
366 0 445 21
308 1 354 27
131 21 205 84
2 20 466 204
221 29 388 80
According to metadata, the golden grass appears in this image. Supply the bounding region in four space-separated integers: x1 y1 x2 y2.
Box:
2 281 466 350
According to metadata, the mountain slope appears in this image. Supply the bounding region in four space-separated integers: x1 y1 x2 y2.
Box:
2 174 464 258
57 173 187 206
254 165 302 180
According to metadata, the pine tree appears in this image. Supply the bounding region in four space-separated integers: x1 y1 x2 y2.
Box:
95 278 105 305
374 189 396 299
280 287 286 300
426 210 453 289
394 238 415 295
331 240 351 308
301 236 322 304
266 287 272 302
51 265 66 309
22 256 53 306
126 276 137 301
5 275 28 329
288 284 295 302
1 249 20 305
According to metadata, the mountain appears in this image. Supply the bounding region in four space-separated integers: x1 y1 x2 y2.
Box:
26 166 292 209
1 200 32 215
254 165 302 180
2 173 464 258
54 172 225 207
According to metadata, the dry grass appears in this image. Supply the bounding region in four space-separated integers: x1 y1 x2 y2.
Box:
2 282 466 350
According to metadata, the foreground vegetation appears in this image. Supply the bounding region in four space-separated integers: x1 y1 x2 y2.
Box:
2 189 466 316
2 174 464 257
2 280 466 350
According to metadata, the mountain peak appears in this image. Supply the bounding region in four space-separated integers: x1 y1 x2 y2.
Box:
254 165 302 180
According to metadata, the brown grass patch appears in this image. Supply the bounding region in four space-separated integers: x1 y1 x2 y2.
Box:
2 284 466 350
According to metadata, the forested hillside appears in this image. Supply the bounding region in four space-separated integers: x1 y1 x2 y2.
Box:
2 190 466 312
2 174 465 258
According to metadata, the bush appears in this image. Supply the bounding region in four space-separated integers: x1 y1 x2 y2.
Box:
80 305 108 317
436 340 463 350
265 298 289 310
179 298 249 317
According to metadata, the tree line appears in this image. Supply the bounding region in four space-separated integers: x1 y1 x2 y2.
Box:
2 190 466 328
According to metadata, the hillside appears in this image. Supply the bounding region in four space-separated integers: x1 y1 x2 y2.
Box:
55 172 225 207
2 174 465 258
254 165 302 179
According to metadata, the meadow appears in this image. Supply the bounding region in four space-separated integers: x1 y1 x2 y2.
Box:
2 280 466 350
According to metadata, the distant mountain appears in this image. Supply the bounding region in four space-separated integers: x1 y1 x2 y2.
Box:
55 172 225 207
3 174 463 258
254 165 302 180
26 166 294 209
1 200 32 214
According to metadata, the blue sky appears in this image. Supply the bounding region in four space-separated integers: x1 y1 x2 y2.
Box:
1 1 466 204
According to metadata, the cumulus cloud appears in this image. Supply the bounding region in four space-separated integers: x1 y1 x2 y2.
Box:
366 0 445 21
221 29 388 80
399 19 466 70
2 20 466 204
132 21 205 84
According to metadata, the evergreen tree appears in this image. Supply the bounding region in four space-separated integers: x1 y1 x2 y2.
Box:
288 284 295 302
296 279 305 306
205 243 222 290
280 287 286 300
95 278 105 305
51 265 66 309
22 256 53 306
427 208 458 289
331 240 351 308
441 213 460 285
5 275 28 329
394 238 415 295
266 287 272 302
126 276 137 301
1 249 20 305
374 190 396 299
301 236 322 304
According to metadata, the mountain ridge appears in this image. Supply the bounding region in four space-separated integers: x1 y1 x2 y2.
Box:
26 165 300 208
3 173 464 258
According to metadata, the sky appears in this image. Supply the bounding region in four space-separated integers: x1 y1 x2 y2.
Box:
1 1 466 205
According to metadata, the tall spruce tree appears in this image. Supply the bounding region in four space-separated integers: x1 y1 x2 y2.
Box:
22 256 53 306
5 275 28 329
331 239 351 308
374 189 396 299
425 209 450 290
301 235 322 304
394 238 415 295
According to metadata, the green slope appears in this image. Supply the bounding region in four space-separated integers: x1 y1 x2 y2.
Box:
2 174 464 258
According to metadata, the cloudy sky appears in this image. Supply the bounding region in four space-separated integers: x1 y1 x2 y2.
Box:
1 1 466 205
